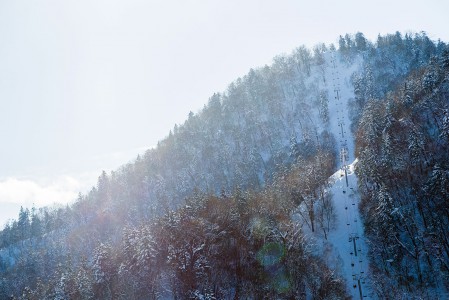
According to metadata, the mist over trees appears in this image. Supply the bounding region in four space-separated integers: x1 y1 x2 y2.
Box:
0 31 448 299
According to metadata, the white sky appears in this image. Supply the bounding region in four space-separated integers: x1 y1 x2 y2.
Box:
0 0 448 225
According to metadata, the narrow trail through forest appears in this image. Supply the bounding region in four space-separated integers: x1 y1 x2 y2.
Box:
322 51 371 299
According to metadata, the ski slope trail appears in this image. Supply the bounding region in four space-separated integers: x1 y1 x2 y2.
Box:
325 52 371 299
299 52 373 299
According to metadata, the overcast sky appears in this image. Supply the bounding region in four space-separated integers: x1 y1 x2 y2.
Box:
0 0 448 225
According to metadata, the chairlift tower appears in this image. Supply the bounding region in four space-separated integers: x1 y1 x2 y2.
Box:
338 121 345 138
349 233 360 256
352 273 367 299
340 147 349 187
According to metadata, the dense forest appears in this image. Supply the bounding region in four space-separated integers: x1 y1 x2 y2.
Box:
355 47 449 296
0 32 448 299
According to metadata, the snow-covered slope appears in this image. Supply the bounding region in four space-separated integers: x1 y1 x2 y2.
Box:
327 51 372 299
327 160 370 299
326 51 371 299
298 51 372 299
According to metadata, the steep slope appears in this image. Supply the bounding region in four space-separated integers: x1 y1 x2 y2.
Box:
0 32 447 299
1 40 338 298
326 160 370 298
325 51 370 298
356 50 449 298
295 50 372 298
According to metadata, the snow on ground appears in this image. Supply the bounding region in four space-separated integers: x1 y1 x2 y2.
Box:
327 159 371 299
297 52 372 299
325 51 371 299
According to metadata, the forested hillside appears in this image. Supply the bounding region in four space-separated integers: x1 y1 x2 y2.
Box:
0 32 447 299
356 49 449 297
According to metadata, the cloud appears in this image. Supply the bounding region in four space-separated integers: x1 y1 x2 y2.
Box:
0 177 81 208
0 173 101 225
